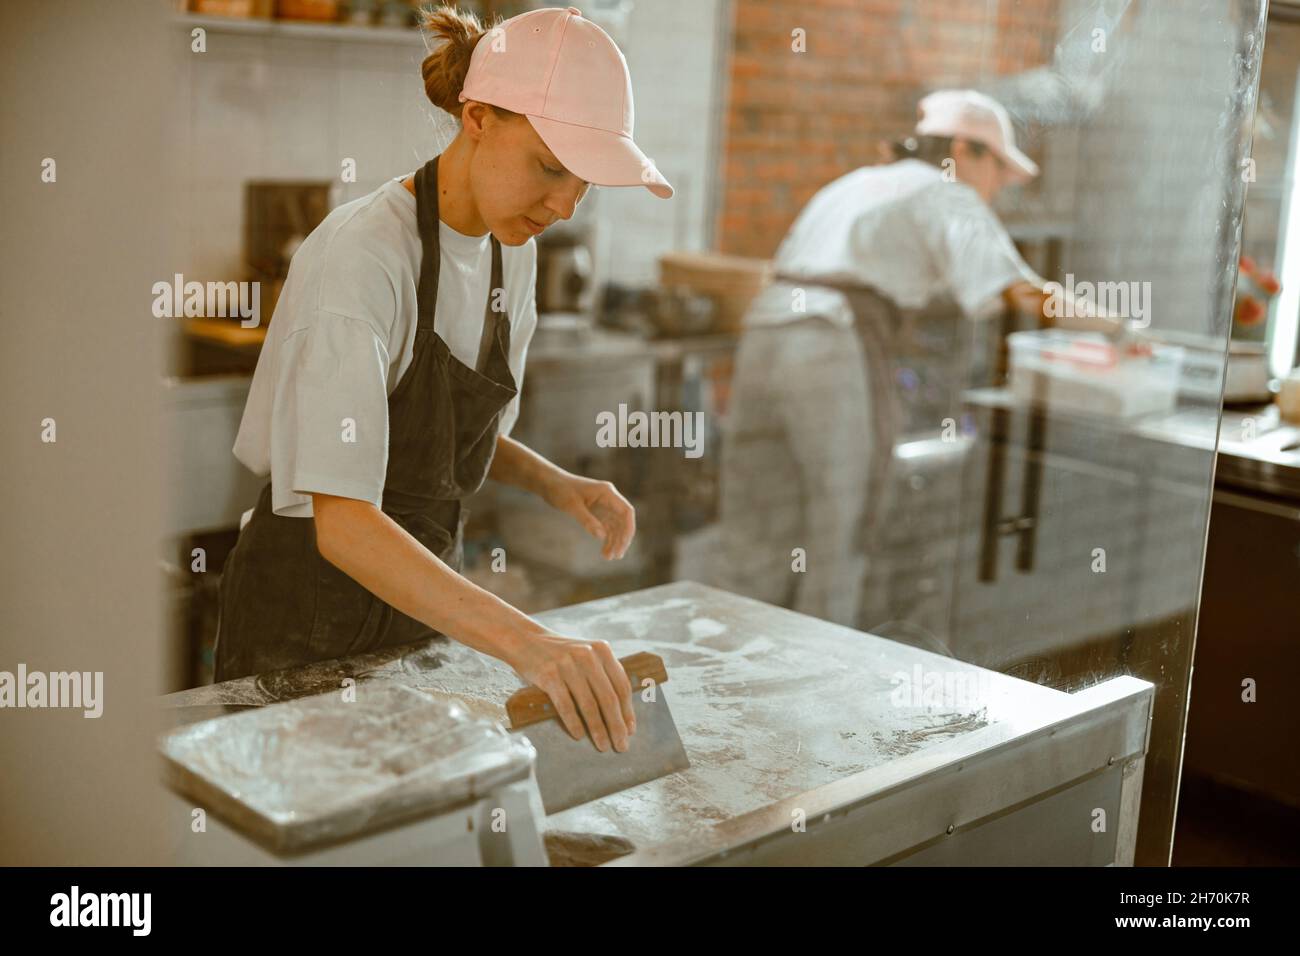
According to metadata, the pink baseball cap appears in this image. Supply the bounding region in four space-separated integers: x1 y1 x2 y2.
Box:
459 6 673 199
914 89 1039 185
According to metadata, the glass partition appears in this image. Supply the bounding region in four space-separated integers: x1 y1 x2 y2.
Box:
497 0 1266 866
161 0 1269 867
648 0 1264 865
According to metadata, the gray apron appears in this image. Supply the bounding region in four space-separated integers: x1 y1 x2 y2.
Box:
771 272 909 543
213 154 517 682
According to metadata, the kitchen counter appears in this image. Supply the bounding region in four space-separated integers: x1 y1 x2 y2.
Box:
162 581 1153 865
1139 403 1300 501
954 386 1300 864
964 387 1300 500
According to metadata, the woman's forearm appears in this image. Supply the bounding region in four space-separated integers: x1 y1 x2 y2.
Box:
488 434 568 501
311 493 544 663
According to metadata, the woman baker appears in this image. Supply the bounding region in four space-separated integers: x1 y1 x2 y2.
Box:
214 5 673 756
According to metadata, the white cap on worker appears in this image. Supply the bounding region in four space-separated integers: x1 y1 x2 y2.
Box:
914 89 1039 184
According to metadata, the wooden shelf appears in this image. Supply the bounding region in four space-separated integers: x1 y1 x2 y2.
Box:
176 12 427 45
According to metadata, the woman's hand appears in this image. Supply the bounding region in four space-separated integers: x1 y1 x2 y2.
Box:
541 472 636 560
505 630 636 752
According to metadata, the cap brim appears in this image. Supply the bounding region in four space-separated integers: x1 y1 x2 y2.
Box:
997 144 1039 185
526 114 673 199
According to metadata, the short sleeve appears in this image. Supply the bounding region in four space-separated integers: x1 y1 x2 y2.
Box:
268 313 391 517
925 185 1045 317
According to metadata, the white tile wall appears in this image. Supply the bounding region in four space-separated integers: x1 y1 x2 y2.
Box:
589 0 728 287
1049 0 1258 336
180 25 442 279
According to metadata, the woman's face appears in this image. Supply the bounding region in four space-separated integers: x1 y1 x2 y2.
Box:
952 138 1009 204
466 103 591 245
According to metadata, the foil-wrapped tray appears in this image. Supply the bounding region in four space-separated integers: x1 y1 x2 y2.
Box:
159 680 536 854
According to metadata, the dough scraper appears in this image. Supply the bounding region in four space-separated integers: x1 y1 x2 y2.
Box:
506 652 689 815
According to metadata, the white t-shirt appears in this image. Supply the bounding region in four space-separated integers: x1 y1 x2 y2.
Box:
745 159 1043 327
233 175 538 519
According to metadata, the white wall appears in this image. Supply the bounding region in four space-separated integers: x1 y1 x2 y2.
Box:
2 0 172 866
588 0 728 288
181 27 445 280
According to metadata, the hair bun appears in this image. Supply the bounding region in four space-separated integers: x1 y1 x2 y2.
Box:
419 4 495 118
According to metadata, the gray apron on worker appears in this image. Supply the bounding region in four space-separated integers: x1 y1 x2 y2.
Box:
213 154 517 682
772 272 911 543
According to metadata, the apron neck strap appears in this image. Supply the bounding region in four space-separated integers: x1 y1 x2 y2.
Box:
414 153 505 341
474 238 506 372
413 154 442 334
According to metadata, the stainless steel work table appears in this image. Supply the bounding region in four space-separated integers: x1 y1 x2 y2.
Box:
162 581 1153 865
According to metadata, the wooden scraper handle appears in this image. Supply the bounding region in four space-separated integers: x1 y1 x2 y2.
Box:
505 651 668 730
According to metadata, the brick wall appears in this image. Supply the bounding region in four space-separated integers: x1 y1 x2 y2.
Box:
717 0 1062 258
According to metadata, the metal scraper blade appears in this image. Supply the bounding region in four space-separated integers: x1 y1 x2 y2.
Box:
511 689 690 815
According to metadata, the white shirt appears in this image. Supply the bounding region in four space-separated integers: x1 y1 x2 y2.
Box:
745 159 1043 327
233 176 538 518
